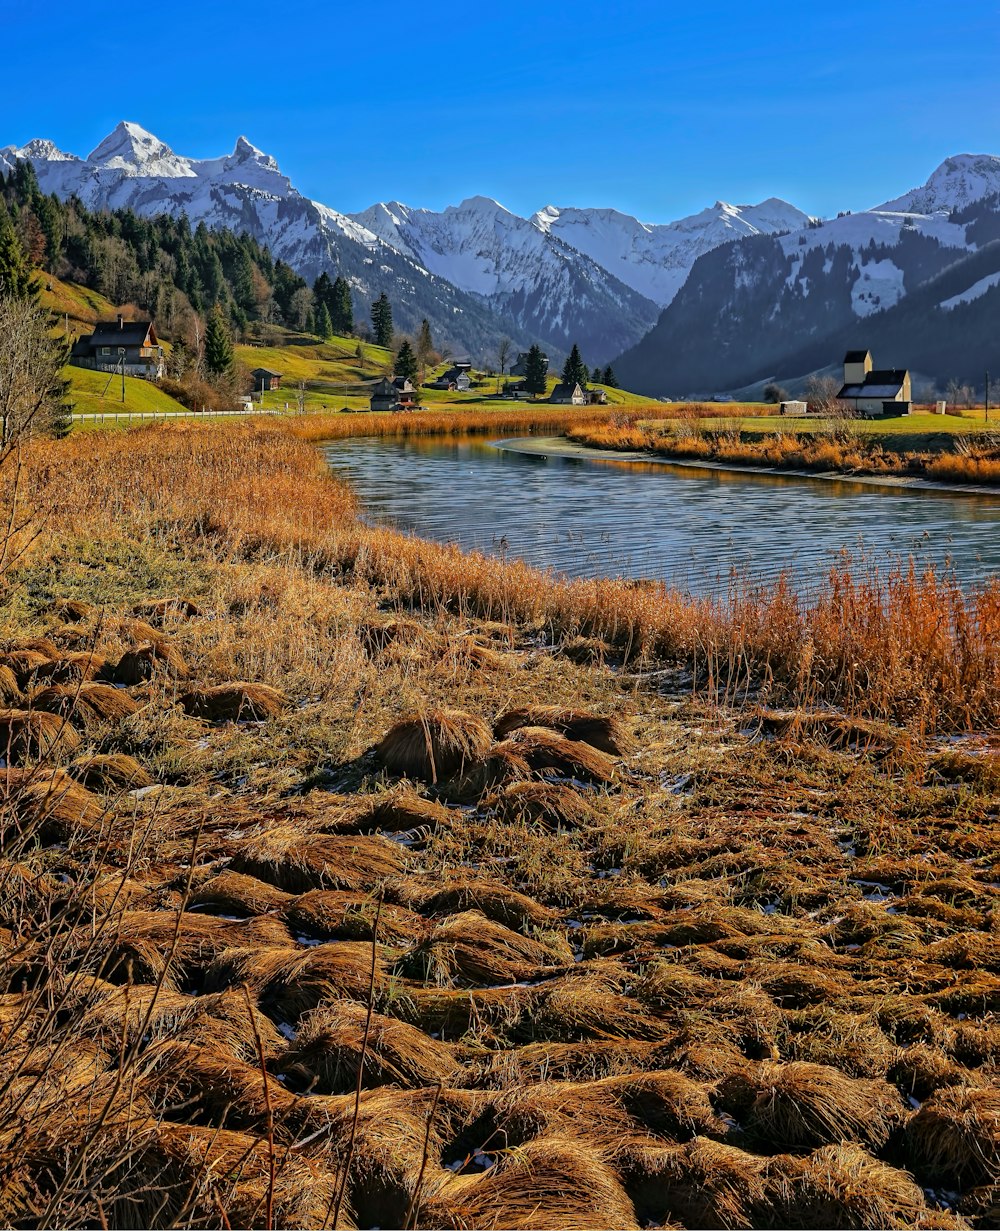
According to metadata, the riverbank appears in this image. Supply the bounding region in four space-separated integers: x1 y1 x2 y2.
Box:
559 418 1000 491
496 434 1000 497
2 421 999 1230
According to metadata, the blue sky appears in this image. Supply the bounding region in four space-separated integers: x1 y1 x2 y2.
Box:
6 0 998 221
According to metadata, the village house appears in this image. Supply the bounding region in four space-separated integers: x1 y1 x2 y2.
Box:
510 351 548 378
369 376 418 412
836 350 911 416
550 381 586 406
69 316 164 379
251 367 282 393
428 365 472 392
501 381 534 400
586 388 608 405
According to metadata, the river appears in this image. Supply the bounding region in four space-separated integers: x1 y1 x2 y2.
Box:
321 435 1000 596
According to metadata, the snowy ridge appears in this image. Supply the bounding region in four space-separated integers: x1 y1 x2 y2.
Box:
532 198 813 306
875 154 1000 214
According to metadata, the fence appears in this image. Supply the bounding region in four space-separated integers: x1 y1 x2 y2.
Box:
72 407 286 426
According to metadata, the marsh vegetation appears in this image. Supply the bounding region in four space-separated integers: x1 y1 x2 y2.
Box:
1 417 999 1228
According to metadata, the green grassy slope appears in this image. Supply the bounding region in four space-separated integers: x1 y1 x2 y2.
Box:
65 366 191 417
240 330 658 412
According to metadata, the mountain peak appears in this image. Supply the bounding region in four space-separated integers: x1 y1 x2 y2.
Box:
87 121 194 177
453 195 510 216
15 138 78 162
876 153 1000 214
231 135 278 170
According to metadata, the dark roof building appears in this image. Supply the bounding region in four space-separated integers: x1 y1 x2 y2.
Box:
251 368 283 391
836 350 911 415
549 381 586 405
70 315 163 379
369 376 418 412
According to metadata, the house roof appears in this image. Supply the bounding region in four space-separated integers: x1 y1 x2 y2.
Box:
838 369 909 399
843 349 871 363
551 382 583 398
251 367 282 377
89 320 155 348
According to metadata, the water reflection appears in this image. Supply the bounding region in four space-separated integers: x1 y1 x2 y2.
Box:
321 436 1000 596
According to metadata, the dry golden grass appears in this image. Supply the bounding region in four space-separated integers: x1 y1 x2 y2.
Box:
179 682 289 721
0 419 998 1228
376 708 494 783
0 708 81 761
114 640 189 684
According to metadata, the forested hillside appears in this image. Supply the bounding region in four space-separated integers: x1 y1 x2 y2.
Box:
0 159 310 353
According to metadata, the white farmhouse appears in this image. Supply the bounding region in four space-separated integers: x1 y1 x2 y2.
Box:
836 350 911 416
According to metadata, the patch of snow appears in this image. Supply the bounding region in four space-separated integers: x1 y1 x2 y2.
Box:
939 271 1000 310
851 259 905 317
533 197 813 306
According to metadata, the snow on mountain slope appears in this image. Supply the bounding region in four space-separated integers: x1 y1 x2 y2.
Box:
532 198 812 306
939 270 1000 310
348 194 660 358
614 156 1000 397
87 121 197 178
876 154 1000 214
0 123 657 361
0 123 533 359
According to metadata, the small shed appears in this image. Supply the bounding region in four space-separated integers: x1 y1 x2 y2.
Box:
779 400 808 415
252 368 282 392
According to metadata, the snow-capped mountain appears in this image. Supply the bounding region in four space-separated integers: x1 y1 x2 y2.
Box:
3 125 998 386
615 155 1000 396
531 198 812 307
0 121 809 363
349 196 658 360
875 153 1000 214
0 123 539 359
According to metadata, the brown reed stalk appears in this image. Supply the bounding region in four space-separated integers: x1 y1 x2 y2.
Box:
327 890 384 1231
403 1080 443 1231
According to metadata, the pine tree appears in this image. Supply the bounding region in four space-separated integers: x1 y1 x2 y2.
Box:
313 272 333 314
394 338 419 384
331 275 353 335
602 365 618 388
592 366 602 384
204 305 234 377
316 302 333 340
0 202 33 299
370 292 393 348
561 343 587 389
523 344 548 397
233 251 257 316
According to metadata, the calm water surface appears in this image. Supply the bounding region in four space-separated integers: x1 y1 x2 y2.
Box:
322 436 1000 596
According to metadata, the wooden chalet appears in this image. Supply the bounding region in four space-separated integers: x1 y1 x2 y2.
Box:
70 315 164 379
369 376 418 412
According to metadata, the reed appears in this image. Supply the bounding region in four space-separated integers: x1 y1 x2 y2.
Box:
2 417 1000 1228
